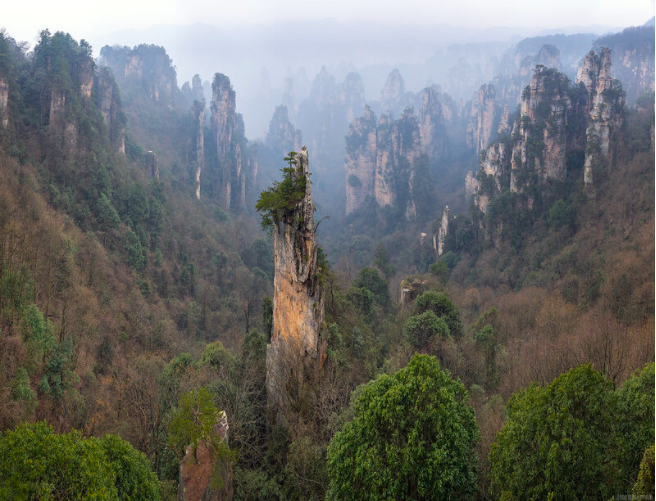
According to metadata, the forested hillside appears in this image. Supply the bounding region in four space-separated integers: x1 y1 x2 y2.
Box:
0 24 653 501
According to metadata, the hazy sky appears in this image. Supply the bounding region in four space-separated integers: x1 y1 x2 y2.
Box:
4 0 654 46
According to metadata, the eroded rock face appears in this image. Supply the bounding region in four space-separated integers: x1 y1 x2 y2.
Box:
380 69 406 113
0 77 9 129
465 171 479 203
469 50 626 211
467 84 498 153
147 151 159 179
49 87 66 135
178 413 232 501
345 106 377 214
211 74 242 210
345 107 422 217
434 205 449 258
376 109 422 211
266 147 325 419
192 100 205 199
79 58 94 102
515 67 572 182
266 106 302 154
594 26 654 104
577 48 625 185
99 45 179 109
419 86 447 161
96 68 126 154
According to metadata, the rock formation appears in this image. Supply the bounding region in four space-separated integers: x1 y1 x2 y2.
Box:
465 171 479 203
512 66 572 183
265 106 302 154
418 86 448 161
497 105 510 135
434 206 449 258
593 26 655 104
210 74 255 211
98 44 180 109
266 147 325 420
182 74 205 106
345 106 377 214
296 69 366 182
0 76 8 129
191 100 205 199
576 49 625 185
469 48 625 212
147 151 159 179
379 110 421 214
79 58 94 103
344 107 422 217
178 413 233 501
96 67 126 154
467 84 498 153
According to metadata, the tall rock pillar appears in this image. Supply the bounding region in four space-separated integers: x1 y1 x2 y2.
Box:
266 147 325 421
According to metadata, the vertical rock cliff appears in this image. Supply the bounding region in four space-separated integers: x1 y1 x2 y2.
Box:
512 66 572 184
467 84 498 153
577 49 625 185
470 48 625 212
98 45 180 109
345 106 377 214
418 86 447 162
265 106 302 154
0 76 8 129
266 147 325 419
211 74 254 211
191 99 205 199
433 205 449 258
375 109 422 213
96 67 126 154
344 107 422 217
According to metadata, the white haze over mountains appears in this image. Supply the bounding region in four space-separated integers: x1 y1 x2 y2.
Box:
3 0 653 137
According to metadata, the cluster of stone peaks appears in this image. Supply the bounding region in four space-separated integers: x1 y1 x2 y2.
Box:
470 48 625 212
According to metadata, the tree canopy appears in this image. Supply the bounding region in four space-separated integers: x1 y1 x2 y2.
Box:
0 421 159 500
326 354 479 500
489 363 655 500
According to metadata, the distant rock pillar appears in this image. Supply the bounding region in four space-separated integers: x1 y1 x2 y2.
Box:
147 151 159 179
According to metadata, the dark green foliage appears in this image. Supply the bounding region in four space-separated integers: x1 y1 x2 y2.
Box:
255 152 308 231
413 291 463 337
616 363 655 485
100 435 160 500
96 194 121 232
262 296 273 341
548 199 575 229
403 311 450 350
489 364 655 500
346 287 375 318
633 445 655 499
373 242 396 279
352 267 390 306
326 355 479 500
0 422 159 500
168 387 222 459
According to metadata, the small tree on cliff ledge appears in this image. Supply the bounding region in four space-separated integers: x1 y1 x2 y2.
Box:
255 152 308 231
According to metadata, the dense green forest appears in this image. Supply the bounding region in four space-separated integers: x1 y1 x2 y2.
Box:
0 26 653 501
